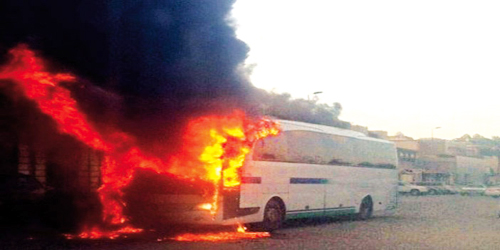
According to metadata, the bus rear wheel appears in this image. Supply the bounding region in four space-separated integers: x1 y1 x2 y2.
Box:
263 199 284 232
357 197 373 220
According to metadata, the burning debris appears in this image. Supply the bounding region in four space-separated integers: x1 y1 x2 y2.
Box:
63 226 144 240
173 224 271 242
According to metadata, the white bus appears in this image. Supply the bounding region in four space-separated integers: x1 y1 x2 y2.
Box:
128 119 399 230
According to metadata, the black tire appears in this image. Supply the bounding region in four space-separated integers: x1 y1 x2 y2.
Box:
358 198 373 220
428 189 437 195
410 189 420 196
263 199 284 232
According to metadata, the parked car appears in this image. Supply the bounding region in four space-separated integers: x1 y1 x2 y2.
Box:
441 185 459 195
460 184 487 196
484 186 500 198
430 184 459 195
414 182 446 195
398 181 429 196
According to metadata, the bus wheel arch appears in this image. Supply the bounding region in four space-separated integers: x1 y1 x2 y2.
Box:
262 197 286 232
357 196 373 220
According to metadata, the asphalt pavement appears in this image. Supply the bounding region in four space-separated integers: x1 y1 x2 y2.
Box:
2 195 500 250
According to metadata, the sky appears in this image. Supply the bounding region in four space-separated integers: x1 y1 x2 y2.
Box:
231 0 500 140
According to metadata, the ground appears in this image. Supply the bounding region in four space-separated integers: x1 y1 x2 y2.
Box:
2 195 500 249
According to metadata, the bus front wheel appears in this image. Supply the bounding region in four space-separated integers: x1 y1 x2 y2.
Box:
263 199 284 232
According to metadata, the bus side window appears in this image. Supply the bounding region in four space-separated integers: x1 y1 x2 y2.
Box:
314 155 323 164
261 153 276 160
302 155 314 164
252 140 265 160
252 134 288 162
328 158 351 166
323 134 353 166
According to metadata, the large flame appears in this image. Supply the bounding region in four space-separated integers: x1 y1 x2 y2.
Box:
0 44 280 239
0 45 108 150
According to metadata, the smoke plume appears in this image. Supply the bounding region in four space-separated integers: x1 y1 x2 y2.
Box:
0 0 253 156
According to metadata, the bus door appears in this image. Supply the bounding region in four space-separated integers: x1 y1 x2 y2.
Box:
287 174 327 217
324 167 355 212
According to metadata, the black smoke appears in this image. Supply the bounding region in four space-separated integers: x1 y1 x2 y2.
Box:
0 0 255 156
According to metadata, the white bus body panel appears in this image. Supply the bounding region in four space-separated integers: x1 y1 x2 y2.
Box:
238 119 399 223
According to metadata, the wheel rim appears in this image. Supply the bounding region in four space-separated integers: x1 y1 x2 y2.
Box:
266 208 280 224
264 201 283 231
360 206 368 219
359 200 372 220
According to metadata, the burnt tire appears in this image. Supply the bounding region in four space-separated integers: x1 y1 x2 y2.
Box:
263 199 284 232
358 197 373 220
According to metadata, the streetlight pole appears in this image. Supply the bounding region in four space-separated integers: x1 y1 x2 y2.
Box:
307 91 323 101
431 126 441 140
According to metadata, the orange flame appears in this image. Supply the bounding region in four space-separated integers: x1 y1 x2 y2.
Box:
64 226 143 240
0 44 280 239
0 44 108 150
174 224 270 242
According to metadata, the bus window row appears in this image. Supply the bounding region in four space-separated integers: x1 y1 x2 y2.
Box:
253 130 397 169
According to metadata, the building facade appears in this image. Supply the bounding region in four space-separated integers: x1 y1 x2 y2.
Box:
388 136 498 185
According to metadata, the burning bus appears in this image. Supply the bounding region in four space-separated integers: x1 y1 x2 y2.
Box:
125 119 399 231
